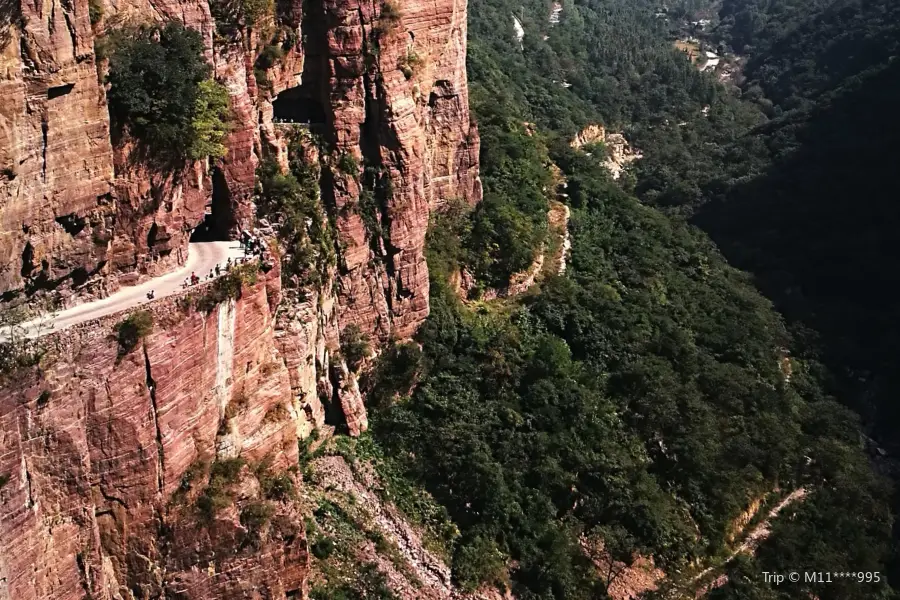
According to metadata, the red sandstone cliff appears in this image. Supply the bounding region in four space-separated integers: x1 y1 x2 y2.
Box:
309 0 482 340
0 0 480 333
0 0 479 594
0 269 310 599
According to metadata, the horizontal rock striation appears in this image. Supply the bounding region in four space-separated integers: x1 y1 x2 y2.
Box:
0 0 480 592
0 268 312 599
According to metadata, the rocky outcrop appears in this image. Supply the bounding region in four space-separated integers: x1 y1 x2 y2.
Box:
570 124 641 180
570 124 606 149
305 0 481 341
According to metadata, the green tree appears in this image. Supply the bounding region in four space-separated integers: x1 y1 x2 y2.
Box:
106 22 230 162
188 79 232 160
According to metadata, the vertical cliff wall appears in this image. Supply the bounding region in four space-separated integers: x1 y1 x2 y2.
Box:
0 0 480 594
304 0 481 339
0 0 115 300
0 269 312 599
0 0 480 337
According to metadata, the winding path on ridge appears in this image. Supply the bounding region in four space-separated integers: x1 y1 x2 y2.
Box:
10 241 245 338
692 487 809 597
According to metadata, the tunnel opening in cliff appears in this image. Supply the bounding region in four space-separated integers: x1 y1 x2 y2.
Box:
190 167 234 242
273 86 327 125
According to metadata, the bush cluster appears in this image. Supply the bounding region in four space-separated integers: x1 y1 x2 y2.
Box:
336 152 359 175
105 22 231 163
190 263 259 313
256 137 335 288
373 0 402 37
397 50 423 79
339 324 371 372
196 457 246 520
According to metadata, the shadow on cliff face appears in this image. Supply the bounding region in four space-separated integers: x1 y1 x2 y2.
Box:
694 59 900 444
0 0 22 50
190 167 233 242
273 87 327 125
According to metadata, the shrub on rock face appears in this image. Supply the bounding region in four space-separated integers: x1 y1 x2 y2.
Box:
106 22 231 162
193 263 259 313
255 44 284 70
397 49 423 79
340 324 371 372
336 152 359 175
240 500 274 546
211 0 274 33
381 0 401 22
116 310 154 355
88 0 102 25
376 0 402 35
196 457 246 520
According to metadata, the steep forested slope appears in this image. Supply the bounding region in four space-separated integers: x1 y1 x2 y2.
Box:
694 0 900 453
698 58 900 434
364 0 898 598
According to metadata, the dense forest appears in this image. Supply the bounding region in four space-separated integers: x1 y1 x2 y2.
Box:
360 0 900 598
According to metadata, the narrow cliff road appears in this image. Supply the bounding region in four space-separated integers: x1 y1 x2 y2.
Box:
11 241 245 338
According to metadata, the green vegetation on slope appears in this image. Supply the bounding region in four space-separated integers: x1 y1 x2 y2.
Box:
361 0 898 597
374 138 892 597
466 105 552 288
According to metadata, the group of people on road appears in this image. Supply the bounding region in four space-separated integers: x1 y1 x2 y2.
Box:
141 231 273 299
180 255 242 290
240 229 269 258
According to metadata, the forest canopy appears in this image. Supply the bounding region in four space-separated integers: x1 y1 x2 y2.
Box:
367 0 899 598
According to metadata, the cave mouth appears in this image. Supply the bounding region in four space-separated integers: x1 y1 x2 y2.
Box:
273 86 327 125
190 167 233 242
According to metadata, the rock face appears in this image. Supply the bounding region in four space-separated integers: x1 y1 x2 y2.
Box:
0 0 479 594
0 0 115 301
305 0 481 340
0 0 481 338
0 269 308 600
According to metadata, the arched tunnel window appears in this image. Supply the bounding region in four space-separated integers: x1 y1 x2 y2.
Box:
273 86 327 124
190 167 234 242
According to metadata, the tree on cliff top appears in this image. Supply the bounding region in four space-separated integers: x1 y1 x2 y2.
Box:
106 22 231 163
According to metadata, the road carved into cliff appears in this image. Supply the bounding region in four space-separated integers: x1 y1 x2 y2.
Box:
8 241 244 339
693 487 809 597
